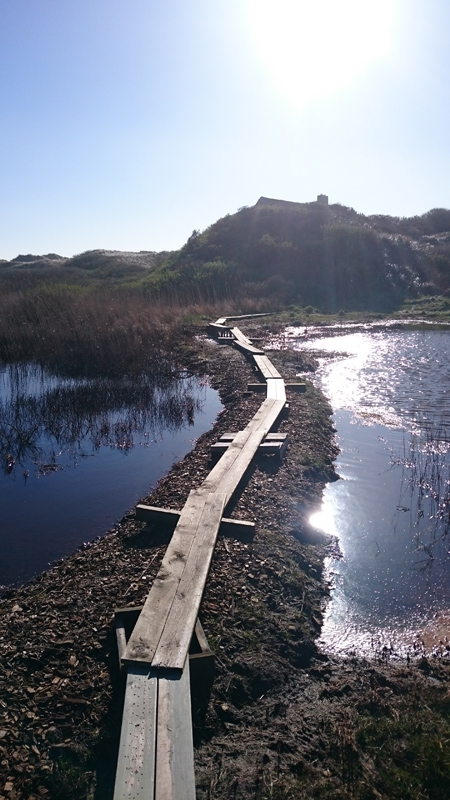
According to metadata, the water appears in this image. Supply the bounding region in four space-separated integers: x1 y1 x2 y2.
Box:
291 325 450 656
0 365 222 589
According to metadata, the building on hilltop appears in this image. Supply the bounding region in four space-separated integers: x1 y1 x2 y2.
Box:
256 194 329 209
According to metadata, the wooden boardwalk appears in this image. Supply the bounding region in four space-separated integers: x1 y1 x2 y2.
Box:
114 317 288 800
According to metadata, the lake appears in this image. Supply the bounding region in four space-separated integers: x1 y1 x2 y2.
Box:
0 364 222 590
289 323 450 657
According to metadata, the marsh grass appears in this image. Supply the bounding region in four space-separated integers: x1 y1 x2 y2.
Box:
393 418 450 565
0 277 269 378
0 284 183 376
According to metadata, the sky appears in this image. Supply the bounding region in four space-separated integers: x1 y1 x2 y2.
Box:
0 0 449 260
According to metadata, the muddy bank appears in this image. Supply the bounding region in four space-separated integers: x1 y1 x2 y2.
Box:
0 324 449 800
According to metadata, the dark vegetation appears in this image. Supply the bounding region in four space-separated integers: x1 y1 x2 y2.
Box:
2 197 450 377
142 198 450 310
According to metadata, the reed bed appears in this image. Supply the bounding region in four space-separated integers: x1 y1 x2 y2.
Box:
395 418 450 564
0 281 269 378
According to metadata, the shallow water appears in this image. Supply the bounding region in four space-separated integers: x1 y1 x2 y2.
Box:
0 365 222 589
291 326 450 656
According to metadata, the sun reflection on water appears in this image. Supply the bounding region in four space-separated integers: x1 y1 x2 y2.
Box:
292 327 450 658
309 507 338 538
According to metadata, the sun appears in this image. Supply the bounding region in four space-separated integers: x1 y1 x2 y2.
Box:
247 0 396 108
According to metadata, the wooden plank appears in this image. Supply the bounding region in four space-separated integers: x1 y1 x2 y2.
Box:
122 490 209 664
115 615 127 669
136 504 254 536
152 492 226 670
259 439 288 461
194 619 210 654
234 341 265 356
113 665 158 800
136 505 180 526
211 432 287 456
155 663 196 800
246 383 267 392
115 608 213 658
229 326 252 345
202 399 285 497
207 322 229 332
218 432 287 442
285 382 306 392
229 327 265 355
266 378 286 401
253 355 282 379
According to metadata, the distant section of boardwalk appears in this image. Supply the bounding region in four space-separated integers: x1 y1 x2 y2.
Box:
114 317 289 800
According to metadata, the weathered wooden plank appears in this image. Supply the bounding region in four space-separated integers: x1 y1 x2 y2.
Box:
211 431 288 457
115 615 127 669
217 431 286 442
207 321 230 332
246 383 267 392
113 665 158 800
229 326 252 345
122 490 209 664
229 327 265 355
136 505 181 526
253 355 282 379
285 382 306 392
266 378 286 401
152 492 226 670
194 618 210 654
259 438 288 461
135 504 254 536
155 663 196 800
234 341 265 356
202 399 285 497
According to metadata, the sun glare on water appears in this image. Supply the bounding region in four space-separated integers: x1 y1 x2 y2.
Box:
247 0 395 107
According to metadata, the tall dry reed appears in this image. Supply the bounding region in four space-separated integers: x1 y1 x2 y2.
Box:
0 282 270 377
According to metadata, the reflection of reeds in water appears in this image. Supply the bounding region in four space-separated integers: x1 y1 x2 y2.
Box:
395 419 450 566
0 366 203 475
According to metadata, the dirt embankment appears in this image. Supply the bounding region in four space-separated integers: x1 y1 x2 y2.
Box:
0 324 449 800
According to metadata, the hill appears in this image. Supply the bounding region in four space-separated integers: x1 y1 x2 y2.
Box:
144 197 450 311
0 249 172 287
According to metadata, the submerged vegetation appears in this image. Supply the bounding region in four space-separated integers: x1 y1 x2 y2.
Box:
0 364 202 475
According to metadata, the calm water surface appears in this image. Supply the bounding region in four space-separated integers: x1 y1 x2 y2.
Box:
291 325 450 656
0 365 222 589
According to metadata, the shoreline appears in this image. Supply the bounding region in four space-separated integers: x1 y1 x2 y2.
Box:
1 324 450 799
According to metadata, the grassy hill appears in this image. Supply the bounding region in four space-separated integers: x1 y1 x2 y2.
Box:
142 197 450 311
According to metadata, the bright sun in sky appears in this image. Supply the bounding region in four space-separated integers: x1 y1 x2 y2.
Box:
247 0 396 107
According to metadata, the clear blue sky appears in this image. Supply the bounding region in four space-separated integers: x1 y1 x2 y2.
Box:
1 0 449 260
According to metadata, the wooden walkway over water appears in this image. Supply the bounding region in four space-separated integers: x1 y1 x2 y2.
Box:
113 317 296 799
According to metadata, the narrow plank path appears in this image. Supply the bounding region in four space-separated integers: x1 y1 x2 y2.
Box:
114 316 287 800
